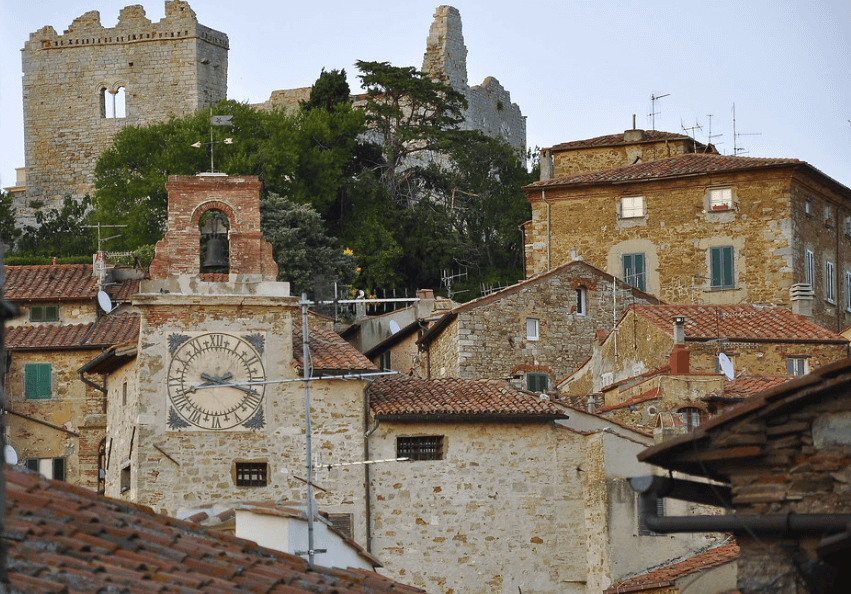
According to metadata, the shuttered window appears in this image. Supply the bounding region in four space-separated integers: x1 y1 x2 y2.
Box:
25 364 51 399
710 246 735 289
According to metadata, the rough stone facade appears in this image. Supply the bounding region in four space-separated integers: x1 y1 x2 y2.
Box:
20 1 228 224
419 261 661 387
524 155 851 331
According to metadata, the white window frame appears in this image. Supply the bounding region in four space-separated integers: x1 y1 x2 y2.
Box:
526 318 540 341
805 250 815 289
825 260 836 303
620 196 645 219
708 187 733 210
825 204 834 226
787 357 808 376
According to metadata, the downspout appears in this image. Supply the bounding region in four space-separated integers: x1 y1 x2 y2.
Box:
363 384 377 553
78 368 107 395
631 475 851 535
544 190 552 271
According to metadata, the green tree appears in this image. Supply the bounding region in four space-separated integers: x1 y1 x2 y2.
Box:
16 196 95 258
0 191 20 251
301 69 352 112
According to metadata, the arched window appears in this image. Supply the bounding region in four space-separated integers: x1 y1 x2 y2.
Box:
101 86 126 119
677 406 706 431
199 210 230 273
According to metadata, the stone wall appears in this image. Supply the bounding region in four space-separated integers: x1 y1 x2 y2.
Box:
423 262 659 386
20 1 228 224
549 135 698 179
525 166 851 331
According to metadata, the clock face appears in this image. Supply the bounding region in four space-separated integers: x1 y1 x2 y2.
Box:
167 333 266 430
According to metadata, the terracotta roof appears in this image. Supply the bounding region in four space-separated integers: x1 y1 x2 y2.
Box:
369 376 567 419
4 467 423 594
596 386 661 412
717 374 793 399
549 130 696 152
4 264 98 301
6 312 140 350
632 304 846 343
527 153 802 188
294 327 377 373
4 264 141 303
604 541 739 593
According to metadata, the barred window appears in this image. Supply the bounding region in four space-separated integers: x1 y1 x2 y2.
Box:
397 436 443 461
235 462 268 486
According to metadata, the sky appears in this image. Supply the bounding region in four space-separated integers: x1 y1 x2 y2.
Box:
1 0 850 191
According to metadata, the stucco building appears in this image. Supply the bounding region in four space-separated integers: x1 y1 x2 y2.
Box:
525 138 851 332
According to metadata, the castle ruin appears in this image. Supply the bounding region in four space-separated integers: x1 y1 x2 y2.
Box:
19 1 228 224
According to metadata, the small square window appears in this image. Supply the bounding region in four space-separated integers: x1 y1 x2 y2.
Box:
527 373 549 392
29 305 59 322
397 436 443 461
620 196 644 218
526 318 539 341
236 462 268 486
708 188 732 210
787 357 807 376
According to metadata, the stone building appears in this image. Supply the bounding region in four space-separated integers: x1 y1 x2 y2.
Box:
524 148 851 332
560 304 849 436
259 6 525 154
19 1 228 224
2 263 141 489
416 260 661 390
635 357 851 593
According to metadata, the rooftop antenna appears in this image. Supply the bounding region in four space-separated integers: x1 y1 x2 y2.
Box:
731 103 761 156
681 119 703 152
191 107 233 173
441 267 468 301
649 93 669 130
705 114 723 151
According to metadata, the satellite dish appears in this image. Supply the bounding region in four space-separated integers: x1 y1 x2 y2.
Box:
97 290 114 314
388 320 400 335
4 445 18 465
718 353 734 380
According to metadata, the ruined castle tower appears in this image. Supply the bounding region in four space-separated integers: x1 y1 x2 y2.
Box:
20 1 228 224
421 6 526 153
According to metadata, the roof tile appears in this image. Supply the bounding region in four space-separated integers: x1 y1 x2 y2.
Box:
369 376 567 418
6 312 140 350
549 130 697 151
4 264 141 303
293 327 377 373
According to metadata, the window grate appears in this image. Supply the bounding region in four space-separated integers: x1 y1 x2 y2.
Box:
236 462 268 486
397 436 443 461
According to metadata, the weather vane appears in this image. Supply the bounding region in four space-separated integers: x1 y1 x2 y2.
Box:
191 106 233 172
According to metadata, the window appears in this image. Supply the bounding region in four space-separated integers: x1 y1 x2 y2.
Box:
708 188 732 210
825 204 833 225
25 364 51 400
620 196 644 218
102 86 126 119
638 495 665 536
378 351 391 371
678 407 706 431
825 260 836 303
29 305 58 322
623 253 646 291
845 271 851 312
327 513 353 539
527 373 549 393
25 457 65 481
710 246 735 289
526 318 539 341
845 215 851 237
122 381 128 406
235 462 268 487
787 357 808 376
805 198 812 216
805 250 815 289
397 436 443 461
575 287 587 316
120 465 131 494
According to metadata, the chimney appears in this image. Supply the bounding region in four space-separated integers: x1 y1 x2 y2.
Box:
623 115 646 142
790 283 815 318
416 288 435 300
670 315 690 375
539 149 554 181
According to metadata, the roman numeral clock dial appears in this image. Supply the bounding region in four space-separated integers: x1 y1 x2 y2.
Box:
167 333 266 430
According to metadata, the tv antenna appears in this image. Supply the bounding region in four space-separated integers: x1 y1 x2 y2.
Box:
705 114 723 150
441 267 468 300
681 119 703 152
83 223 128 252
732 103 761 156
649 93 669 130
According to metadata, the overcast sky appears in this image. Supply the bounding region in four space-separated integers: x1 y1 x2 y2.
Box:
2 0 850 191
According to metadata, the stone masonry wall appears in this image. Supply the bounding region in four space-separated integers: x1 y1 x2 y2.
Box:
525 167 851 331
550 138 696 179
20 1 228 224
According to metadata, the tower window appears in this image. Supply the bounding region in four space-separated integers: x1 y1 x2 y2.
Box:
235 462 268 487
101 87 126 119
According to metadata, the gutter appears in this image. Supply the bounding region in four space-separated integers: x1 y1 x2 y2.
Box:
631 475 851 535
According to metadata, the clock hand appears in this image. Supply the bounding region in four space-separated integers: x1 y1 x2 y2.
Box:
200 372 233 384
195 372 259 396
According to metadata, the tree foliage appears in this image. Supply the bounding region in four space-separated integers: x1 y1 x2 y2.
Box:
0 191 20 251
16 196 95 259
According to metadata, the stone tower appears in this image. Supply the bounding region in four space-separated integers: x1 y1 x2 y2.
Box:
421 6 526 154
20 1 228 224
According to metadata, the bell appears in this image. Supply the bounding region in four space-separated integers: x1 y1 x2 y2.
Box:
202 236 229 268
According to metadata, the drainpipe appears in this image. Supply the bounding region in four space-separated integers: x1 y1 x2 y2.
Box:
363 385 376 553
544 190 551 271
631 475 851 535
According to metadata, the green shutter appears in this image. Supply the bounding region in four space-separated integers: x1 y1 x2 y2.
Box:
25 364 51 399
711 247 734 289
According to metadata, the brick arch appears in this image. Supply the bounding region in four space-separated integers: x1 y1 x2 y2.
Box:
191 200 236 227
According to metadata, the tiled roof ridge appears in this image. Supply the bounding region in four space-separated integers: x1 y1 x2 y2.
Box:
6 313 140 350
527 152 802 188
549 130 694 151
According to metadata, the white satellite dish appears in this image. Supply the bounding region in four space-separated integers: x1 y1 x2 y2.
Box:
718 353 735 380
388 320 401 335
97 290 114 314
4 445 18 465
